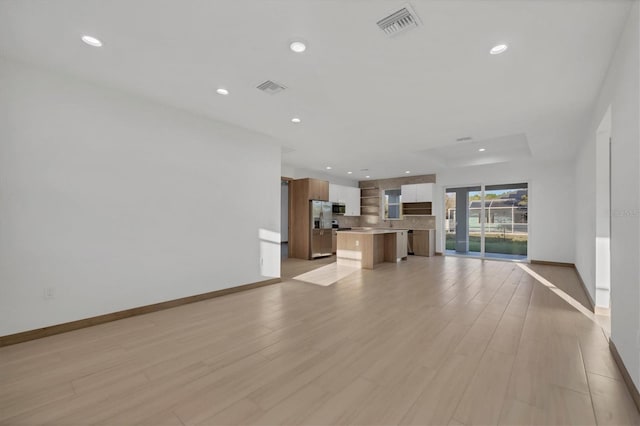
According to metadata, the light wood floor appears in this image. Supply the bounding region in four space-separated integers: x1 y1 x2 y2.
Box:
280 253 336 280
527 264 593 312
1 256 638 425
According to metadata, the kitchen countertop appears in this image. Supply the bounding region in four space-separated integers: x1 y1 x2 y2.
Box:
336 228 409 234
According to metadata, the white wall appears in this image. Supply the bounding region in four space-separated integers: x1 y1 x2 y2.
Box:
576 107 613 309
594 107 611 308
433 159 576 264
575 125 597 298
575 1 640 390
0 58 281 336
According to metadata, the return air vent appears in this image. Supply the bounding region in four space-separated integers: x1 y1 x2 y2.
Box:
256 80 286 95
456 136 473 142
377 4 420 37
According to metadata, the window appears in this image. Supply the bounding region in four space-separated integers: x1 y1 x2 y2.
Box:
384 189 402 220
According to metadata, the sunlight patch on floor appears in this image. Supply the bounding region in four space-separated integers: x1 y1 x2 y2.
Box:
517 263 604 332
293 262 360 287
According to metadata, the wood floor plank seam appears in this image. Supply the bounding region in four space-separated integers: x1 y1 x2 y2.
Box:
578 339 601 424
495 266 538 426
450 270 522 425
408 261 509 424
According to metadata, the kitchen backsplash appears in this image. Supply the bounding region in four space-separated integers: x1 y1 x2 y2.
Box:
333 215 360 228
333 214 435 230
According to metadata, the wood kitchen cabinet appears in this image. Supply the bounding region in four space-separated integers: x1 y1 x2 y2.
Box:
413 229 435 257
289 178 330 259
402 202 432 216
332 229 337 254
338 229 406 269
360 187 380 218
307 178 329 201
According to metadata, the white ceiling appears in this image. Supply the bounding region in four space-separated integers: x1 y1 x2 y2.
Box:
0 0 632 180
419 133 532 169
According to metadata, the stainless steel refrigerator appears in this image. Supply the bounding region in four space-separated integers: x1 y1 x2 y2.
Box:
310 200 333 258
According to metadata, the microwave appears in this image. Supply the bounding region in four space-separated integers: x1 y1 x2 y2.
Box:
332 203 345 215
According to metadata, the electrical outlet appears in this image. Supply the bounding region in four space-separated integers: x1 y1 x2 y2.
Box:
355 240 359 247
43 287 55 300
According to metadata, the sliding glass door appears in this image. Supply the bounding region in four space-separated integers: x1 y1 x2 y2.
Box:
483 183 528 259
445 183 528 260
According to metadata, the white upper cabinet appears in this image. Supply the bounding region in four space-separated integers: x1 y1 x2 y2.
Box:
329 184 340 203
401 184 418 202
345 186 360 216
401 183 433 202
329 184 360 216
416 183 433 202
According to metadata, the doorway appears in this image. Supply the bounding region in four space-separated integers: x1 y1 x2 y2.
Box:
445 183 529 261
595 106 611 312
281 178 291 260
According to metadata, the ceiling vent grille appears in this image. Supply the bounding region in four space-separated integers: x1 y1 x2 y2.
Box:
257 80 287 94
377 5 420 37
456 136 473 142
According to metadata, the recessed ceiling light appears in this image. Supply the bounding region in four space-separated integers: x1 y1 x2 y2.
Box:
479 148 486 152
347 171 353 174
405 171 411 174
81 35 102 47
490 44 508 55
290 41 306 53
365 175 371 178
326 166 332 170
216 88 229 96
291 117 301 123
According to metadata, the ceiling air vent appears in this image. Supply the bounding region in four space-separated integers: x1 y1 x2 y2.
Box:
377 4 420 37
456 136 473 142
257 80 286 95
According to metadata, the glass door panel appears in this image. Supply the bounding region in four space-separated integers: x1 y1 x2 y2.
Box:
445 186 481 257
445 191 456 252
483 184 528 259
468 189 483 256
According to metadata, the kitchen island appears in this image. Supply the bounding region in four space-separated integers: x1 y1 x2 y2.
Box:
336 228 408 269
